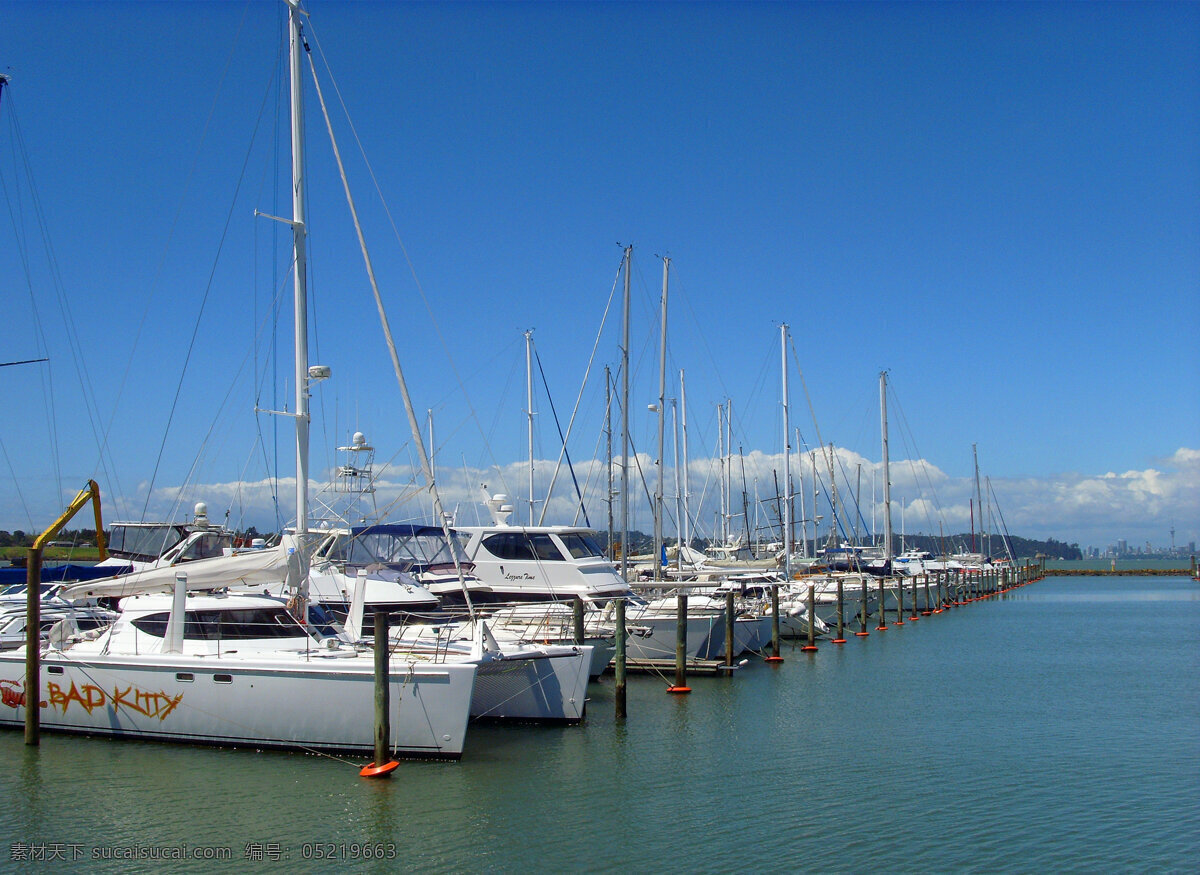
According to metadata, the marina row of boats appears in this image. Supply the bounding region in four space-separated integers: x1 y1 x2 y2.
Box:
0 491 1015 760
0 1 1019 766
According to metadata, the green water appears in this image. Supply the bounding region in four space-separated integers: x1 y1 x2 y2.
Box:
2 575 1198 872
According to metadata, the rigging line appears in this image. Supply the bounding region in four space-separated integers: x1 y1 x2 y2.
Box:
138 22 276 523
161 299 283 529
831 449 874 541
668 263 738 405
986 478 1017 562
304 49 476 619
474 335 524 498
787 335 827 457
0 432 34 531
1 92 71 508
888 382 945 535
537 268 621 525
571 415 610 527
533 347 590 528
306 23 529 510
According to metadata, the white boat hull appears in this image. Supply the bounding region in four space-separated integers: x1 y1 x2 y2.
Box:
471 646 593 723
0 651 476 758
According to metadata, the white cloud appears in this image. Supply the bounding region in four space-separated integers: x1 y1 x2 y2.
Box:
4 447 1196 554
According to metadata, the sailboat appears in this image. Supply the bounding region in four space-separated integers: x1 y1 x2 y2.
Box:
0 0 480 758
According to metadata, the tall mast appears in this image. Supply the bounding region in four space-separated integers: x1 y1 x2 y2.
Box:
781 324 791 578
880 371 893 564
653 258 669 581
428 409 436 521
605 365 614 559
716 403 725 544
619 246 632 583
973 443 983 556
720 398 729 542
671 398 681 572
288 0 310 541
525 329 535 525
680 369 691 556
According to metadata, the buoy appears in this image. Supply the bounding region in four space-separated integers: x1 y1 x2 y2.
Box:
800 644 818 653
667 685 692 694
831 638 846 645
855 630 869 637
359 760 399 778
764 655 785 663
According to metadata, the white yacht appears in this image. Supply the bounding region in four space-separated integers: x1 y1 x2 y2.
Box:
454 497 764 664
1 1 480 759
0 589 476 756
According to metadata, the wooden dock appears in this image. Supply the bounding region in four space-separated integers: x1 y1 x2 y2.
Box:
611 658 740 676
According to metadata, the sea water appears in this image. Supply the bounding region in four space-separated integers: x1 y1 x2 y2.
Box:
1 575 1197 872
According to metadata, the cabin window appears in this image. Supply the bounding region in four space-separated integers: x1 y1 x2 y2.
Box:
558 533 606 559
213 674 233 684
482 533 564 562
482 533 535 561
176 673 194 682
74 616 111 632
47 666 64 675
130 609 308 640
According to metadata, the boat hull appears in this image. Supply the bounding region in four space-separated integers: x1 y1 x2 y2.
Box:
0 651 476 758
471 647 593 724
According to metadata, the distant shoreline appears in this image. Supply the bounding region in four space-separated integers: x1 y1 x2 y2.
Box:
1043 568 1193 577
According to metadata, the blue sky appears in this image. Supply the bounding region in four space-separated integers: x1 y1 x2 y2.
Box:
1 1 1197 553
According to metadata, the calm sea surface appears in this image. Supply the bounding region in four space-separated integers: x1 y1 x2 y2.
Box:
2 575 1197 872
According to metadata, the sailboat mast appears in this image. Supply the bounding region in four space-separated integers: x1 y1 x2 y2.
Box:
619 246 632 583
671 398 682 573
716 403 725 544
605 365 614 559
525 329 535 525
973 443 983 556
781 323 791 578
288 0 310 541
680 369 691 555
653 258 669 582
880 371 893 564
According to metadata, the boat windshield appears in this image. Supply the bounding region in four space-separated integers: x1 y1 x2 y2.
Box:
107 524 188 562
174 531 234 562
335 529 469 570
557 532 607 560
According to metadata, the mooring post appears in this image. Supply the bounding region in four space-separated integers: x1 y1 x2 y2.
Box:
922 574 933 616
766 584 783 662
724 590 736 668
856 577 869 636
615 598 627 716
894 574 905 625
875 577 888 631
572 595 585 645
24 546 42 746
668 592 689 694
370 610 395 776
909 577 919 620
802 583 818 652
833 578 846 644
